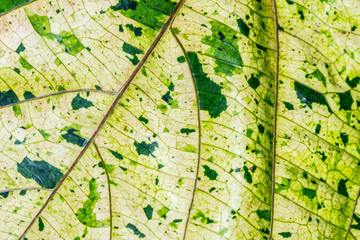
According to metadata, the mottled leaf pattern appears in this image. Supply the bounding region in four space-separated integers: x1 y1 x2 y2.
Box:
0 0 359 239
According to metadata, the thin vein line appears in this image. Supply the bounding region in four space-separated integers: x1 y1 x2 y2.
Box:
94 143 112 240
0 89 116 110
18 1 185 238
0 187 52 194
269 0 279 238
345 188 360 239
170 25 201 240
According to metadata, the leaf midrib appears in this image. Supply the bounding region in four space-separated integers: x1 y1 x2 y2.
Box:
18 1 186 238
269 0 280 238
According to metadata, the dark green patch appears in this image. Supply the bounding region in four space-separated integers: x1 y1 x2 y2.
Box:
187 52 227 118
14 67 20 74
71 93 94 110
306 69 326 87
168 82 174 91
16 43 26 54
76 178 110 227
257 124 265 134
180 128 196 135
340 133 348 146
0 191 9 198
95 85 102 90
236 18 250 37
283 102 294 110
264 94 273 106
338 179 349 198
119 24 124 32
256 209 270 221
316 151 327 162
19 57 33 70
62 128 87 147
298 10 305 20
243 166 253 184
122 42 143 65
302 188 316 199
110 0 138 11
203 165 218 180
351 214 360 230
286 0 294 4
337 91 353 111
17 157 63 188
38 217 45 231
23 91 36 100
111 0 177 30
134 141 159 157
139 115 149 124
346 76 360 88
248 74 260 90
108 149 123 160
19 190 27 195
0 0 31 14
278 232 292 238
315 124 321 134
126 223 145 238
177 56 186 63
125 24 142 36
294 81 332 113
161 91 173 104
143 205 153 220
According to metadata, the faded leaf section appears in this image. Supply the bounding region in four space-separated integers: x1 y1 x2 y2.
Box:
273 0 360 239
172 0 276 239
25 145 111 239
95 30 199 239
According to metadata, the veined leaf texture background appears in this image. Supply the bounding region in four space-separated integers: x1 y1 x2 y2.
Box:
0 0 359 239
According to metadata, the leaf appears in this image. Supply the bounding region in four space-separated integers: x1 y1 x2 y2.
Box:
0 0 359 239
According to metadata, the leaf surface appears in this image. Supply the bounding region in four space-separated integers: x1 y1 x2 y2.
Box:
0 0 359 239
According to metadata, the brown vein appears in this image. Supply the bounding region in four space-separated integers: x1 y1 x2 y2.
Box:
170 23 201 240
269 0 280 238
18 1 185 238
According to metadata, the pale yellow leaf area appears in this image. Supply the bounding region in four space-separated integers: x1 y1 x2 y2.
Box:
0 0 359 239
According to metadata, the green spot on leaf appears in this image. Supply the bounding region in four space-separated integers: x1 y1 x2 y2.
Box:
38 217 44 231
126 223 146 238
294 81 332 113
143 205 153 220
180 128 196 135
16 43 26 54
278 232 292 238
177 56 186 63
62 128 87 147
337 91 353 111
71 93 94 110
76 178 110 228
134 141 158 157
302 188 316 199
187 52 227 118
203 165 218 180
236 18 250 37
17 157 63 188
338 179 349 198
122 42 143 65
